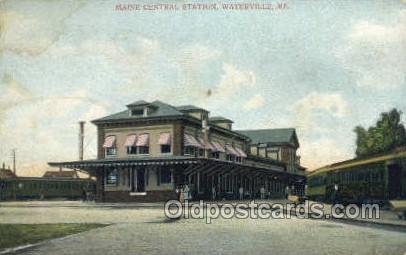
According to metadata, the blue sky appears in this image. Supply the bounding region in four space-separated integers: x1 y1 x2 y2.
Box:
0 0 405 176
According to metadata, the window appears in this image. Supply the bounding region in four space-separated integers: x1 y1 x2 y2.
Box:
160 168 172 184
131 109 144 116
210 152 220 159
198 149 204 157
106 169 118 185
106 147 117 156
235 156 242 163
161 144 171 153
258 148 266 157
103 135 116 156
138 146 149 154
267 148 279 160
184 146 196 156
226 154 235 162
127 146 137 154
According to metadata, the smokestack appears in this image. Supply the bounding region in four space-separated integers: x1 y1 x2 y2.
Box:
79 121 85 161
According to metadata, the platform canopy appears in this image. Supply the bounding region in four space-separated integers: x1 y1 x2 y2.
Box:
48 155 305 180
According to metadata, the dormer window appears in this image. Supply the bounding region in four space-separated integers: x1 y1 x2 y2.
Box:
209 116 233 130
126 100 157 117
131 109 144 117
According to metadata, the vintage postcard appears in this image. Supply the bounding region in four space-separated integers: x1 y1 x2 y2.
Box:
0 0 405 254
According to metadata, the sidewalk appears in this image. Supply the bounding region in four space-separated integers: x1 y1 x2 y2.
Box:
185 199 406 230
261 199 406 230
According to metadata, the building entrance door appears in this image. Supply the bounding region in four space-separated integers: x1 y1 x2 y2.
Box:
131 169 146 193
137 169 146 192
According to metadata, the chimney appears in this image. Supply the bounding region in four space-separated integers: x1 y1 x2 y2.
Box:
79 121 85 161
2 162 4 170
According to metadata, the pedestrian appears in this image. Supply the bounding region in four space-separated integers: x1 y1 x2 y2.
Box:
176 186 181 201
239 186 244 200
179 185 185 203
212 186 216 200
81 187 87 202
184 184 190 200
285 185 290 199
332 183 339 205
260 186 265 199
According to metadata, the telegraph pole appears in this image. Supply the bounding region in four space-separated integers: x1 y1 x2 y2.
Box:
79 121 85 161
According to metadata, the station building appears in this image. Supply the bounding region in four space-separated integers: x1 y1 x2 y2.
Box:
49 100 306 202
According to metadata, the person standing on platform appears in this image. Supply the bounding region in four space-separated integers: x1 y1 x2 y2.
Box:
184 184 190 200
179 185 185 203
239 186 244 200
260 186 265 199
212 186 216 200
285 185 290 199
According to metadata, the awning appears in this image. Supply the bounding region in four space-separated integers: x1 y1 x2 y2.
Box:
198 138 215 150
235 147 247 158
136 133 149 146
103 136 116 148
124 134 137 147
158 133 171 145
211 141 226 152
225 144 240 156
184 134 204 148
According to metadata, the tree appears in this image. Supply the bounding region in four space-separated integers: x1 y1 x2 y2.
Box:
354 108 406 157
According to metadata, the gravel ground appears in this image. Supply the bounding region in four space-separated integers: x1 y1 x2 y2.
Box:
1 201 406 255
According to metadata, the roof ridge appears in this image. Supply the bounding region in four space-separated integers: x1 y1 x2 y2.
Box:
152 100 184 115
236 128 295 131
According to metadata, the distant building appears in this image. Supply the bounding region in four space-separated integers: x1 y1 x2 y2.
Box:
0 163 16 179
236 128 305 173
43 170 79 179
49 100 306 202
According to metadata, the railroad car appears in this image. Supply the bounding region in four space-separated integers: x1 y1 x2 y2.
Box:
306 149 406 205
0 177 95 200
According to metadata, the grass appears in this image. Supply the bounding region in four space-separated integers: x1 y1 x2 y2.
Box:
0 223 106 250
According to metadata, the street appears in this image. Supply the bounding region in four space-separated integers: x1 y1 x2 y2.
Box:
1 201 405 255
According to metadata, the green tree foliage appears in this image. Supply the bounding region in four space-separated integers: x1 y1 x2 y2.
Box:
354 108 406 157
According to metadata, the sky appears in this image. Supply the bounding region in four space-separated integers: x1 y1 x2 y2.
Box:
0 0 405 176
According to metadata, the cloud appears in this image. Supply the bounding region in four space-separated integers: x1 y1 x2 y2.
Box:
0 84 107 176
0 1 85 56
215 63 256 99
243 94 266 110
0 74 34 130
335 10 406 89
174 44 221 67
292 92 348 131
300 138 352 170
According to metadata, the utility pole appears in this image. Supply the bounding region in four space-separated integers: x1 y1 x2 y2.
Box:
79 121 85 161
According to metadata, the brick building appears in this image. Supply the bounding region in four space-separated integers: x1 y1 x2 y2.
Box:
49 100 305 202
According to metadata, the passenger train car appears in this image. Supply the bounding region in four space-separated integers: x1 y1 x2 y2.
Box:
0 177 95 201
306 149 406 205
